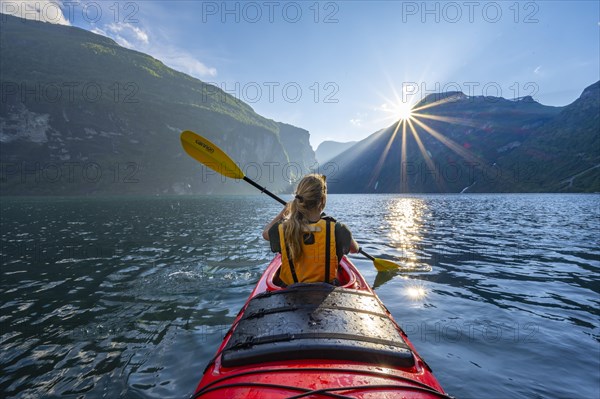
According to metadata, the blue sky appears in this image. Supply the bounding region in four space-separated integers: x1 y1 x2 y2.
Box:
3 0 599 148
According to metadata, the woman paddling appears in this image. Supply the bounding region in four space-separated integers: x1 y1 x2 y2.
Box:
262 173 359 286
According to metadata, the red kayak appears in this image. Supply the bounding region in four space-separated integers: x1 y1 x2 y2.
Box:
192 254 450 399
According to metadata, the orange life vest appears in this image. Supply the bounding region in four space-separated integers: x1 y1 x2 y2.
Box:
278 219 338 286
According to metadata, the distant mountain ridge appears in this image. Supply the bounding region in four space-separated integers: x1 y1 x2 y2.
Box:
0 14 316 195
495 81 600 192
328 83 599 193
315 140 357 164
2 14 597 195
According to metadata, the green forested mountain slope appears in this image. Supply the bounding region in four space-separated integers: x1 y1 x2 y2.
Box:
0 14 315 195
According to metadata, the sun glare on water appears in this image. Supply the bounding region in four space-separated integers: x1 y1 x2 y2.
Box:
406 285 427 300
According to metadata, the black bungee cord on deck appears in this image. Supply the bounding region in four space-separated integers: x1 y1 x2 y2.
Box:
190 366 454 399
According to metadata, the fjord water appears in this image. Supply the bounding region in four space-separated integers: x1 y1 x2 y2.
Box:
1 194 598 399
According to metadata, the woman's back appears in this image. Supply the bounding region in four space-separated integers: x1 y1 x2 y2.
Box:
262 174 358 286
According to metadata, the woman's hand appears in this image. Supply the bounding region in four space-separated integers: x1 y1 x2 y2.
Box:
262 204 289 241
276 204 289 220
349 239 359 254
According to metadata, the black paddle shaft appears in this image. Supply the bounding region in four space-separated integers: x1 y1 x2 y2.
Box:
243 176 286 206
359 248 375 261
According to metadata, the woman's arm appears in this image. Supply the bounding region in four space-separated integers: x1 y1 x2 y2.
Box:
262 205 288 241
335 222 360 255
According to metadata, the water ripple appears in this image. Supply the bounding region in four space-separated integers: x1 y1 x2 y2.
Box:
1 194 599 399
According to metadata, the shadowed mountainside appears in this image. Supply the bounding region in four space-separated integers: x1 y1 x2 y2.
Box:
327 83 599 193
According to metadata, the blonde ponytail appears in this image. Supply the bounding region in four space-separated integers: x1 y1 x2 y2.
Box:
282 174 327 261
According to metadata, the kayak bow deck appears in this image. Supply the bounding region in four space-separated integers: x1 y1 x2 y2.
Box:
192 255 450 399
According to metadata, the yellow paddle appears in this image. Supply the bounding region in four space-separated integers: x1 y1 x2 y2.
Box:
181 130 286 205
358 249 401 272
180 130 401 272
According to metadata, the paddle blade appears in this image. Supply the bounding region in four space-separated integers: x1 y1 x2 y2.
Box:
373 257 401 272
180 130 244 179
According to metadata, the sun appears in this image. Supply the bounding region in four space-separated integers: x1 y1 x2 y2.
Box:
396 101 413 121
377 97 415 124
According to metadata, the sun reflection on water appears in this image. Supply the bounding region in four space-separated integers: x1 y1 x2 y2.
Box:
405 285 427 300
385 198 430 272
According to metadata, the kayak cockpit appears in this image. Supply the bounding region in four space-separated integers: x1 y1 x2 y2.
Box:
266 255 358 291
220 284 415 370
195 255 448 399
